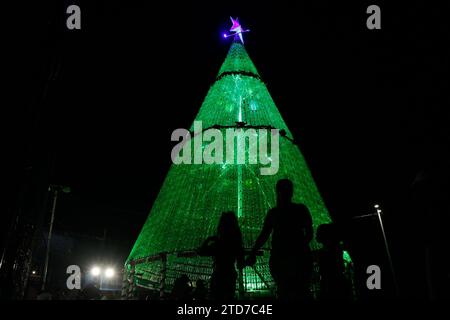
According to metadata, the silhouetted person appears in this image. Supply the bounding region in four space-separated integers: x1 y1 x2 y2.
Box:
145 290 160 300
316 223 352 300
198 211 244 300
79 283 101 300
192 279 208 301
247 179 313 300
36 290 52 300
170 274 192 300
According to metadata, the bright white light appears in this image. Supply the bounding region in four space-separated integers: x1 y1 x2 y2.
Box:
32 270 36 275
374 204 380 209
105 268 115 278
91 266 101 276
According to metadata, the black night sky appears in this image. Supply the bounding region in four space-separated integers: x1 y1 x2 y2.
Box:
4 0 450 299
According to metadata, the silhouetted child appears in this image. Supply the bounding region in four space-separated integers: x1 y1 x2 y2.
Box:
192 279 208 301
170 274 192 300
247 179 314 300
316 223 352 300
198 211 244 300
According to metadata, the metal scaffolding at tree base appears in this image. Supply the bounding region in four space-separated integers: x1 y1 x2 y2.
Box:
121 248 334 300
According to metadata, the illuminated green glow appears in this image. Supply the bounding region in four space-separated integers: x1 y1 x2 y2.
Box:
237 164 243 218
127 41 332 294
343 250 353 267
217 42 259 78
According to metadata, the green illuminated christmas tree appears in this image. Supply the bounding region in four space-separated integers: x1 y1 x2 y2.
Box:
126 27 332 296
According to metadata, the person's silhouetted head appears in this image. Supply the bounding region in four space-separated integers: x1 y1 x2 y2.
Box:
171 274 192 300
276 179 293 205
193 279 207 300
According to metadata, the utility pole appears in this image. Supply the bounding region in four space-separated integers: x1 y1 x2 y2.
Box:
41 185 70 291
374 204 399 296
353 204 399 296
41 187 57 291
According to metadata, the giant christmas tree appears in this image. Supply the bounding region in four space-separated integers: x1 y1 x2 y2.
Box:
125 18 332 297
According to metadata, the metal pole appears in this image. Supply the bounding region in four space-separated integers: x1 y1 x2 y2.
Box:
160 253 167 299
237 268 244 299
41 188 58 291
353 206 399 296
375 207 399 296
121 267 129 300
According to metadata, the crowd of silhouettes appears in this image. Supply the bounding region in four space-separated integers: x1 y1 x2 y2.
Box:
168 276 208 301
31 178 354 301
177 178 355 301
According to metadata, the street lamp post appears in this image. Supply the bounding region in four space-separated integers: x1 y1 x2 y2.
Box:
353 204 399 296
374 204 399 296
41 185 70 291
